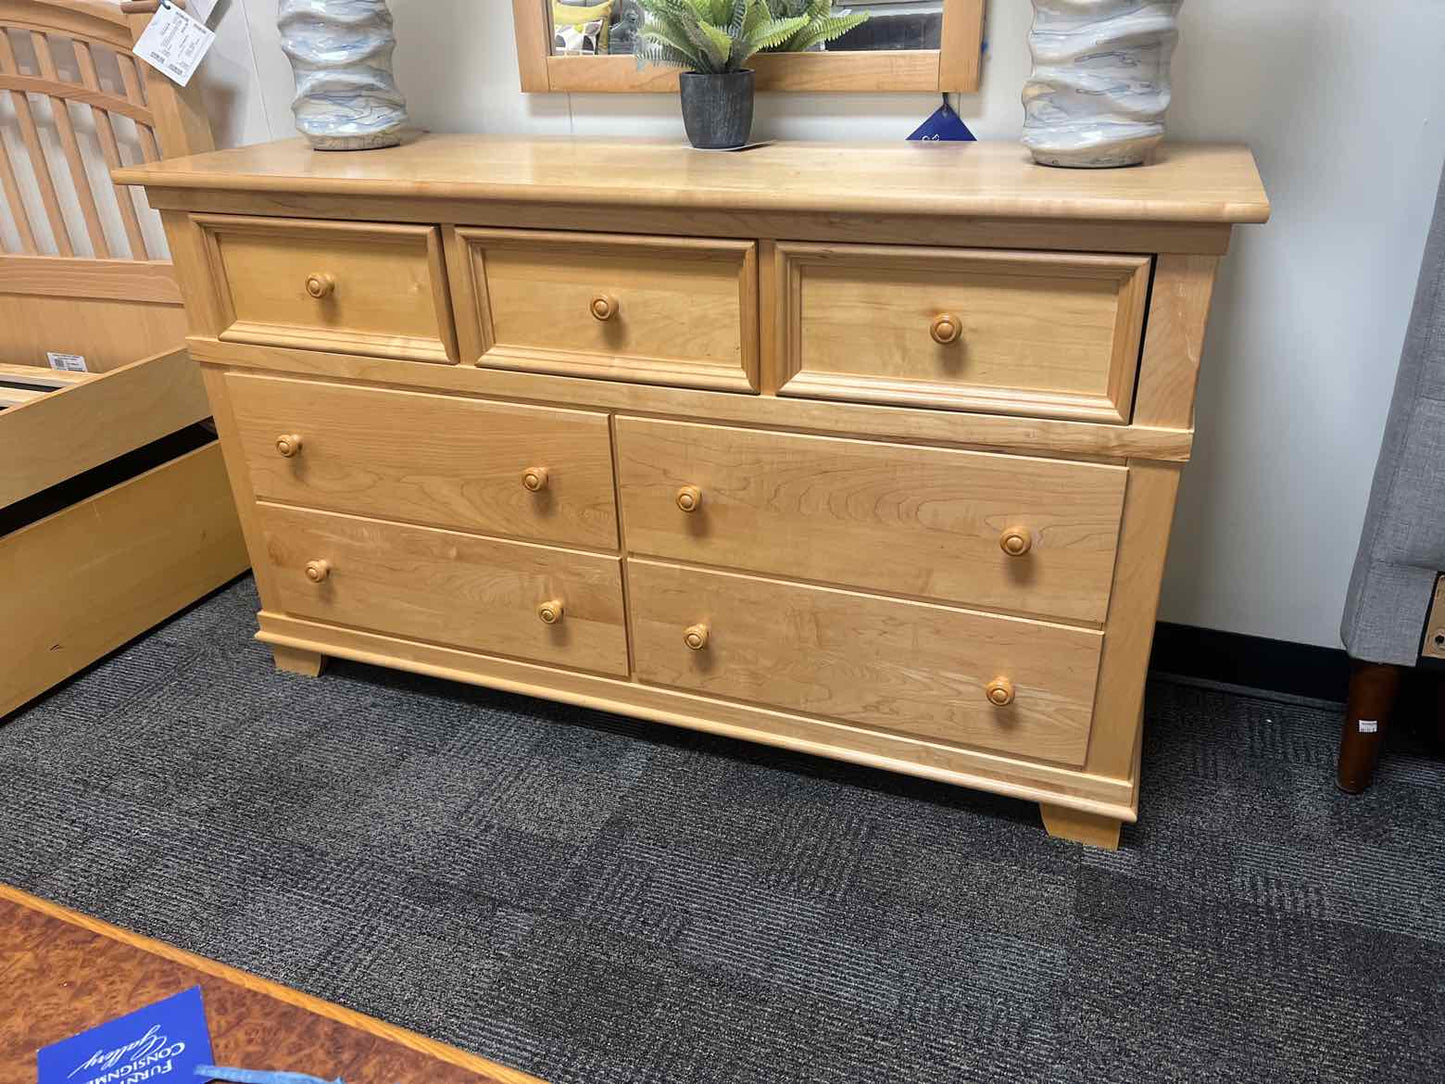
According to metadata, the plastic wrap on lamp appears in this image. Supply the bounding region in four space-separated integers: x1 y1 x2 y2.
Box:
1021 0 1181 169
278 0 408 151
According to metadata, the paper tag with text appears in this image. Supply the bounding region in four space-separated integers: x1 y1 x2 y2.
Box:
133 1 215 86
37 987 214 1084
46 351 88 372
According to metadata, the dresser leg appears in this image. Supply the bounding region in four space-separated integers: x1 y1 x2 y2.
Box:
272 645 327 678
1039 804 1122 849
1337 660 1401 793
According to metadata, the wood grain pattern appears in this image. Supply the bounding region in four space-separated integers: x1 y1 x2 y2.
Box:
451 227 757 392
0 884 546 1084
186 337 1195 464
257 503 629 677
0 443 247 719
777 242 1151 423
1132 254 1221 429
1083 459 1182 783
0 348 211 508
224 372 619 549
615 417 1126 622
195 215 456 363
123 138 1269 844
628 559 1103 766
0 256 183 302
0 295 187 371
139 186 1235 257
113 137 1272 226
256 609 1137 820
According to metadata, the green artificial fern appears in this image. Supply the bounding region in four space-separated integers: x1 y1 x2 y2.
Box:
765 0 868 52
634 0 811 73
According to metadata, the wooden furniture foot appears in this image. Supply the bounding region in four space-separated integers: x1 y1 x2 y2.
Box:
272 645 327 678
1039 803 1122 849
1337 660 1402 793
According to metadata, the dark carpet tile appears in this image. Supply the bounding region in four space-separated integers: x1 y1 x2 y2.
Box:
3 575 1444 1083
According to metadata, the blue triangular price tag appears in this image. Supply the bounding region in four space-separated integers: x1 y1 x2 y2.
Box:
907 100 976 142
39 987 215 1084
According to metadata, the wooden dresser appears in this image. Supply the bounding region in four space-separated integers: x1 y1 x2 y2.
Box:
119 137 1268 848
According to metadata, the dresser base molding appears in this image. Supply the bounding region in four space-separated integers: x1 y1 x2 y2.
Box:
254 611 1139 824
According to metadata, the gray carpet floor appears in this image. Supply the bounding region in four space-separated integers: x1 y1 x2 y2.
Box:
3 576 1444 1083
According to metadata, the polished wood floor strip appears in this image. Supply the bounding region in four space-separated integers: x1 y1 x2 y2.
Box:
0 883 544 1084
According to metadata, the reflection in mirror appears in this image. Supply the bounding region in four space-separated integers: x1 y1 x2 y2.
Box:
546 0 944 58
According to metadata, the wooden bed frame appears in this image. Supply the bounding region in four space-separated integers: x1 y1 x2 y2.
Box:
0 0 246 718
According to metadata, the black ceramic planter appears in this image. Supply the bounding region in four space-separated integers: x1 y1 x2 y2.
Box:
678 69 754 150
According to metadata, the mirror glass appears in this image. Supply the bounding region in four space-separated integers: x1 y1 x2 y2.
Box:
546 0 945 58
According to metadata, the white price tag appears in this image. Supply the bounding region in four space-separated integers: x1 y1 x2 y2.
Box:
133 1 215 87
46 352 88 373
1358 719 1378 734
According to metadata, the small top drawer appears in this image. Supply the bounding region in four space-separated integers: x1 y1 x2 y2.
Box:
615 418 1126 623
774 242 1151 423
224 373 618 549
449 228 758 393
196 215 457 363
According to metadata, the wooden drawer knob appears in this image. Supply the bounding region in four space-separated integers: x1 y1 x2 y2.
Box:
304 559 331 584
1000 527 1032 557
275 433 303 458
305 272 336 299
985 677 1014 707
930 312 961 345
589 293 618 321
522 466 549 492
683 624 710 651
675 485 702 513
538 598 565 625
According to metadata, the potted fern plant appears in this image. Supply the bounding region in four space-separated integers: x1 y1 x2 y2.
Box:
636 0 867 149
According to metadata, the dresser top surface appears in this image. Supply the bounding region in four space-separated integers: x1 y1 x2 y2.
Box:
116 135 1269 225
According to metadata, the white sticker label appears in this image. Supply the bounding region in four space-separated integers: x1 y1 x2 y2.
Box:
1358 719 1378 734
46 352 88 372
133 1 215 87
187 0 219 25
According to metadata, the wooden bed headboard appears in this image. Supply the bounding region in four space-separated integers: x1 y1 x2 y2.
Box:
0 0 213 371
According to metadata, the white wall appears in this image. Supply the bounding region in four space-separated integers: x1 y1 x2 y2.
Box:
211 0 1445 648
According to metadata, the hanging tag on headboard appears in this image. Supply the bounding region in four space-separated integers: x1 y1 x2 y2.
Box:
132 0 215 86
907 96 976 142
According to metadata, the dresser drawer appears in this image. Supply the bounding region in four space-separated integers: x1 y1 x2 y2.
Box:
774 242 1151 423
450 228 758 392
629 560 1101 766
258 504 628 676
196 215 457 363
615 418 1126 623
224 373 618 549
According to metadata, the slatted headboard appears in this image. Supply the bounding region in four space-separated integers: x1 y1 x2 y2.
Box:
0 0 212 370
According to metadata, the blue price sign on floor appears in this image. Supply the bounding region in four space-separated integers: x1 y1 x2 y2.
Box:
39 986 214 1084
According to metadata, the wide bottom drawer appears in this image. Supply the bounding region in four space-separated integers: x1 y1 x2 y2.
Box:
628 559 1102 766
258 504 628 677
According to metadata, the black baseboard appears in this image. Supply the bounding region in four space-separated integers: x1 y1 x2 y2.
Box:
1149 622 1351 703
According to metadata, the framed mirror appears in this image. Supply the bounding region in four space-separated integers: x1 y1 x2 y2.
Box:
511 0 984 93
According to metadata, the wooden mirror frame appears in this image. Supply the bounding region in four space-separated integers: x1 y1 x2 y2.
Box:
512 0 984 94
